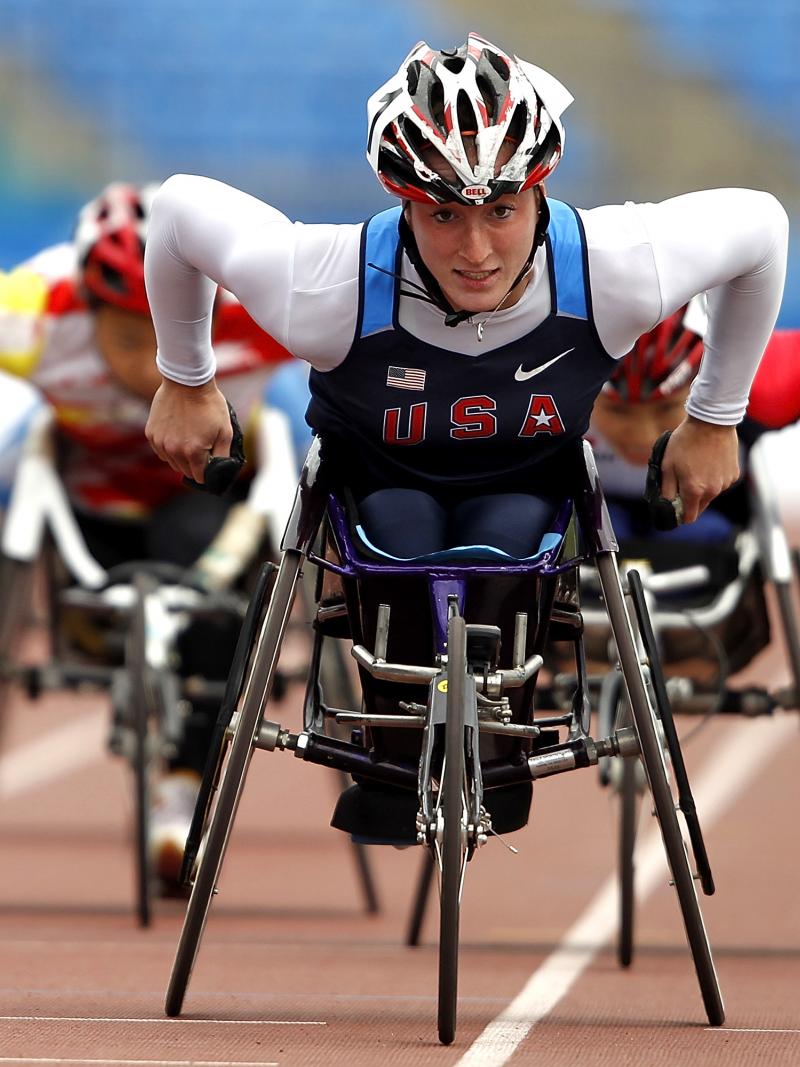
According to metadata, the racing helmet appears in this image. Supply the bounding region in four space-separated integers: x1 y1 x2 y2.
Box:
74 182 156 314
367 32 573 206
605 295 708 403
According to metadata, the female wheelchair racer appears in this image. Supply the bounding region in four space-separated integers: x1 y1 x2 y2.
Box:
141 32 787 1045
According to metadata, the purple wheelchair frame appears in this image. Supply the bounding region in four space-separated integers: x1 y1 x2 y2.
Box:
280 434 621 794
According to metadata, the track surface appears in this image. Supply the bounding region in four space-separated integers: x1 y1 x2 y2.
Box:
0 626 799 1066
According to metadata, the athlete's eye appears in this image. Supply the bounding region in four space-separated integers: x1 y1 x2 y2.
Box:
493 204 515 219
433 208 456 223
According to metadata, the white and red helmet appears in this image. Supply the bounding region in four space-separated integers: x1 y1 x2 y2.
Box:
74 182 157 314
605 295 708 403
367 32 572 206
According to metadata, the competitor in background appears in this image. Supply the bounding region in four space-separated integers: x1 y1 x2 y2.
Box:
590 298 800 541
0 182 292 887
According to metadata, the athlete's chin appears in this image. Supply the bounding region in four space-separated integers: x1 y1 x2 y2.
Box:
444 283 507 316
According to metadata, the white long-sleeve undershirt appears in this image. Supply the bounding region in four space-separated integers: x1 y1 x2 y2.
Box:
145 174 788 424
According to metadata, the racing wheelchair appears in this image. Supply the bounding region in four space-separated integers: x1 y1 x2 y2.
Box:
165 435 725 1045
0 402 379 925
0 403 251 925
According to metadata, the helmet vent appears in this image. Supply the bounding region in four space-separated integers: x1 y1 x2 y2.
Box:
506 102 529 143
99 262 125 295
456 90 477 135
428 79 445 126
484 50 510 82
475 75 497 122
406 59 421 97
441 55 466 75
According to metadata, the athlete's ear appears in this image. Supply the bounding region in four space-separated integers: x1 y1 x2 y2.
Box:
402 199 413 230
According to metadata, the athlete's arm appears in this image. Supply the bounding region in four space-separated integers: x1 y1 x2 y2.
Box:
144 174 360 480
585 188 788 523
144 173 361 382
643 189 788 426
586 188 788 423
653 190 787 521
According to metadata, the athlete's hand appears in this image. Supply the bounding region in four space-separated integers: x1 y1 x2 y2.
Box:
146 377 233 485
659 415 740 524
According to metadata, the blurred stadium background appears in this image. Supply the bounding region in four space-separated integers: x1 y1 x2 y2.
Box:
1 0 799 322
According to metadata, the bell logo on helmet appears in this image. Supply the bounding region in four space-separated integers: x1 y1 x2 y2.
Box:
463 185 491 200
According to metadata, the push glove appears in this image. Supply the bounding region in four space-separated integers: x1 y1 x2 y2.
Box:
184 399 245 496
644 430 683 531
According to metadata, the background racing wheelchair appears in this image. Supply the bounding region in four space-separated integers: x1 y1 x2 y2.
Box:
542 425 800 971
0 397 379 925
0 399 252 925
163 433 726 1046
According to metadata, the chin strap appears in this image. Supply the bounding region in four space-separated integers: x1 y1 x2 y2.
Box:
396 194 551 329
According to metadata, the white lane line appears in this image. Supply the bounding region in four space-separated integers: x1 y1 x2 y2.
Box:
0 1060 279 1066
0 1016 324 1026
0 710 106 798
457 715 798 1066
708 1028 800 1034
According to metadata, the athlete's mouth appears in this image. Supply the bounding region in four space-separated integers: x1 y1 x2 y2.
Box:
455 268 499 282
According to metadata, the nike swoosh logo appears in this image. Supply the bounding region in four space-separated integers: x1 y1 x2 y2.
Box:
514 347 575 382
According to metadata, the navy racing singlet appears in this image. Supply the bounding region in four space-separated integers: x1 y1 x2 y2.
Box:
306 200 617 495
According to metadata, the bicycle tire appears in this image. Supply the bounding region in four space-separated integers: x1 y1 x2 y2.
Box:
0 556 33 745
437 613 467 1046
617 753 638 968
129 575 152 928
609 680 640 969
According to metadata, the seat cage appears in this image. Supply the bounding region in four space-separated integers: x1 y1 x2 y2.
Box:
285 436 619 659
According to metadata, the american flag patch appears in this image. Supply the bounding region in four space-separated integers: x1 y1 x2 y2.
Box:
386 365 426 391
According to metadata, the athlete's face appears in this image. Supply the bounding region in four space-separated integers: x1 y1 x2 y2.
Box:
93 304 161 401
592 386 692 466
405 191 539 315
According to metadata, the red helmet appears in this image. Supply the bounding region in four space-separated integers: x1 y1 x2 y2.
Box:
75 182 155 314
367 32 572 205
605 297 707 403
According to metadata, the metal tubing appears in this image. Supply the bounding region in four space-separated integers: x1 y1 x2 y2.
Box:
351 644 439 684
494 652 544 689
335 712 425 728
374 603 390 662
512 612 528 669
296 733 418 790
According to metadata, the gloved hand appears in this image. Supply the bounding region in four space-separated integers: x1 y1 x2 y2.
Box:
183 399 246 496
644 430 682 531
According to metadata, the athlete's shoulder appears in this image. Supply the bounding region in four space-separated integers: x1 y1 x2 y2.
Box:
291 218 363 288
575 201 651 253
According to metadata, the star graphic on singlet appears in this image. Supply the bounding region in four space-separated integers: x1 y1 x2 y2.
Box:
533 407 555 427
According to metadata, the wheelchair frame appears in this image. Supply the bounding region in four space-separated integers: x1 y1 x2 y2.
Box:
165 436 725 1045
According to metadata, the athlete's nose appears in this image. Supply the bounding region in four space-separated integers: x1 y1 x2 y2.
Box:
459 220 492 266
